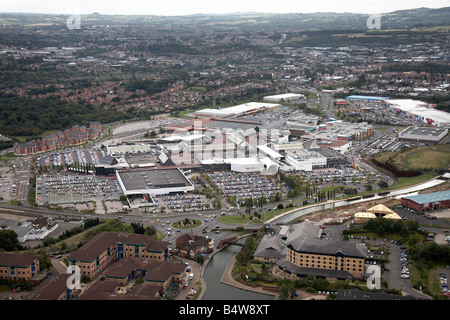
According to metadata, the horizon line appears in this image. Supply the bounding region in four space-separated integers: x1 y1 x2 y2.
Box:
0 6 448 17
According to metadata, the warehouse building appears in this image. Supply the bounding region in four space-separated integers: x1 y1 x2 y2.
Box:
346 95 389 102
263 93 305 102
193 102 282 118
398 126 448 143
387 99 450 127
401 190 450 212
116 168 194 198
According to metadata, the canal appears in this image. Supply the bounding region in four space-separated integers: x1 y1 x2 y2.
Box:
201 238 274 300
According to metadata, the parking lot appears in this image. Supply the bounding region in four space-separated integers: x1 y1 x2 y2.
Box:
0 166 16 202
36 174 122 205
393 206 450 228
439 268 450 297
207 171 285 203
154 193 212 213
300 167 373 185
36 149 105 169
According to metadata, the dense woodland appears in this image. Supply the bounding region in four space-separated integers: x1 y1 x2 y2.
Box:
0 92 134 138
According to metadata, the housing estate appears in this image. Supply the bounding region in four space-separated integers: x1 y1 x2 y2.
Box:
13 121 101 156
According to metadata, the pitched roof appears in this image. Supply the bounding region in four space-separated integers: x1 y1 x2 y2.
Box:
277 221 367 258
364 204 402 219
285 221 322 248
277 258 354 280
403 190 450 204
288 238 367 258
366 204 395 215
68 232 169 262
254 234 284 259
143 261 185 282
23 274 71 300
0 252 40 267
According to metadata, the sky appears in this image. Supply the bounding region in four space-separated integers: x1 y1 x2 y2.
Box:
0 0 449 16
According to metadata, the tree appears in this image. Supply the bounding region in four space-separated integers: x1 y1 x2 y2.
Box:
378 180 389 189
39 256 52 270
0 229 20 251
279 281 297 300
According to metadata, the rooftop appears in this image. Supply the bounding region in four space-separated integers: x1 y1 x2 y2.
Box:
23 274 71 300
117 168 192 191
0 252 40 267
402 190 450 204
399 126 448 137
68 232 169 262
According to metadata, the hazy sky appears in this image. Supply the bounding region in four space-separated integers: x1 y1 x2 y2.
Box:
1 0 449 16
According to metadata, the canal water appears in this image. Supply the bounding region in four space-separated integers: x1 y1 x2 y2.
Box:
201 177 447 300
201 238 274 300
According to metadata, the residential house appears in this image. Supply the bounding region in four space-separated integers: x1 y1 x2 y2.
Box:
176 230 214 259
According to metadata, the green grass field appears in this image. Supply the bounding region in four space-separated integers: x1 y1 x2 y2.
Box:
373 144 450 172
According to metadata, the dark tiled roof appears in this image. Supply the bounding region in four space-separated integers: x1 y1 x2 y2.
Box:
336 289 422 300
0 252 40 267
68 232 169 262
288 238 367 258
254 234 284 259
143 261 185 282
80 280 159 300
23 274 71 300
277 258 354 280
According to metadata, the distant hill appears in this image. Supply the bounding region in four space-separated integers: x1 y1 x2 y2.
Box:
0 6 449 30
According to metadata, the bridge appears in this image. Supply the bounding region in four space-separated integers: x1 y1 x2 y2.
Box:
217 236 244 249
222 241 244 247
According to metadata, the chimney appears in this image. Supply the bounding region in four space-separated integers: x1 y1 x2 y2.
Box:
190 228 193 241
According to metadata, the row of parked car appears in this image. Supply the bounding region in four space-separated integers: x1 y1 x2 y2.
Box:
440 273 449 297
400 246 409 279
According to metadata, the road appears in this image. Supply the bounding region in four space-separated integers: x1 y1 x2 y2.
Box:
317 90 335 119
11 157 33 205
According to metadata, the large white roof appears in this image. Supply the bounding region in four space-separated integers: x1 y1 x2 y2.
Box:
195 102 281 117
263 93 304 101
388 99 450 125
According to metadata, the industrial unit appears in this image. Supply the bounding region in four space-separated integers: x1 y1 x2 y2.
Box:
401 190 450 212
193 102 282 118
388 99 450 127
398 126 448 143
116 168 194 198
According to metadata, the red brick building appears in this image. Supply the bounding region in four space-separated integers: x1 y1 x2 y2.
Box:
401 190 450 212
13 122 101 156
